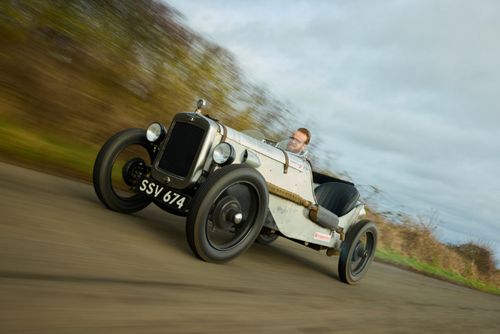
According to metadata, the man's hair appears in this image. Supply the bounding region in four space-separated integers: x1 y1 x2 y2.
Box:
297 128 311 145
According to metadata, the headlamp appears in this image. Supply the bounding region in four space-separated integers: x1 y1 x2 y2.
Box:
212 142 235 166
146 122 165 142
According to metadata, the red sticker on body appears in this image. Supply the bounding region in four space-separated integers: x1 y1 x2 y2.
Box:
313 232 332 242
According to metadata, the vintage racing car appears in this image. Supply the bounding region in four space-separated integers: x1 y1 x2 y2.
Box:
93 100 378 284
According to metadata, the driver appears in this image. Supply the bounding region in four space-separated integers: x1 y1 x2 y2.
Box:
278 128 311 156
287 128 311 154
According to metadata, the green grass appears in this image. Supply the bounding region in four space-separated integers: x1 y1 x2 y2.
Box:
0 121 148 188
376 247 500 295
0 121 97 180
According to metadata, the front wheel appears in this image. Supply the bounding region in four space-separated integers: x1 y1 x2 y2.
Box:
186 165 269 263
93 128 154 213
338 220 378 284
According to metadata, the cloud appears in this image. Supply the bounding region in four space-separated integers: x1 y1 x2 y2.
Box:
167 0 500 261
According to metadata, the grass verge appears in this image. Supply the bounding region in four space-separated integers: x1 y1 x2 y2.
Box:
376 247 500 295
0 121 96 182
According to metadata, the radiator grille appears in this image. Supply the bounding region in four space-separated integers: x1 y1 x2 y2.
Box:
157 122 205 178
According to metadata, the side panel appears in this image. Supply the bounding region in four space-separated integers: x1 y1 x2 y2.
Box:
268 195 337 247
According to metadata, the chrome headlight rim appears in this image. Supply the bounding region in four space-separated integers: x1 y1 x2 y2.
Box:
146 122 166 142
212 142 235 166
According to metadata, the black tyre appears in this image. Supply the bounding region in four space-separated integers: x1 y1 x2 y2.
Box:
93 128 154 213
186 164 269 262
338 219 378 284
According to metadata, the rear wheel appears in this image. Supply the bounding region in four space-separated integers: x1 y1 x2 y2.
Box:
186 165 268 262
93 129 154 213
338 220 377 284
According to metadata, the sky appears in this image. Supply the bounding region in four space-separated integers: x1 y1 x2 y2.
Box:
166 0 500 263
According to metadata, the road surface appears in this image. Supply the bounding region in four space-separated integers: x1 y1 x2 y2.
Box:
0 162 498 333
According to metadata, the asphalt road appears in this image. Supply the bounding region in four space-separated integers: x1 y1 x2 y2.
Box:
0 162 499 334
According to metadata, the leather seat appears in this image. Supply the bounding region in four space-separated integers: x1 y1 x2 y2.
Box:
314 182 360 217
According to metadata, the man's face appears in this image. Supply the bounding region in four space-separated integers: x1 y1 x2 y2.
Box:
287 131 308 154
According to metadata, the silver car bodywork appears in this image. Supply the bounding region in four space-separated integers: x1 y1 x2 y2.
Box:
150 111 365 251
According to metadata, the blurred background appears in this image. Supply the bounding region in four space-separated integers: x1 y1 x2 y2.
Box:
0 1 498 291
0 0 293 180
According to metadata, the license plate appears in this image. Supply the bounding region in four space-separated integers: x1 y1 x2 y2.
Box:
138 178 190 211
